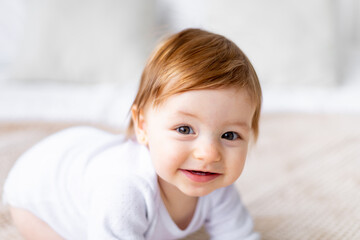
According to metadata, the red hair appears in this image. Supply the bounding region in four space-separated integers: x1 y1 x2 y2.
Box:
128 28 262 140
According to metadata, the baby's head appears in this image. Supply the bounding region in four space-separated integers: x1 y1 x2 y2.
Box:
128 28 262 196
128 28 262 140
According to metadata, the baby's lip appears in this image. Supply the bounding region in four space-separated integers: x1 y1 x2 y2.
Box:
181 169 222 175
180 169 222 182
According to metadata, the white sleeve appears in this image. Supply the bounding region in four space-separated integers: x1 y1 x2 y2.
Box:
205 185 260 240
86 177 149 240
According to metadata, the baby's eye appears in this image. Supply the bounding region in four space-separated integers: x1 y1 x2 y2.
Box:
176 126 194 135
221 131 240 141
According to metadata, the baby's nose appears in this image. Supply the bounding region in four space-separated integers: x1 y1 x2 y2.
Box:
192 139 221 163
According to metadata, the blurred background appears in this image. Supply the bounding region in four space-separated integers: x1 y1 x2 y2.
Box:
0 0 359 129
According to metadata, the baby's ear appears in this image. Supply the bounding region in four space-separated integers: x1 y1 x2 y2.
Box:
131 105 148 145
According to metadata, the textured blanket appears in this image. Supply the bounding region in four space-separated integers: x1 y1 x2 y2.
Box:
1 114 359 240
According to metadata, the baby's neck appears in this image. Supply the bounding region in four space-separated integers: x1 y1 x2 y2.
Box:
158 177 198 230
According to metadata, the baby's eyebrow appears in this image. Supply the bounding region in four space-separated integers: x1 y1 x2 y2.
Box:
176 110 198 119
230 121 251 131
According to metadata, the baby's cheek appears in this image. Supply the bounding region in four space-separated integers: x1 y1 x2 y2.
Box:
166 143 188 167
226 153 246 177
151 142 179 170
233 159 246 179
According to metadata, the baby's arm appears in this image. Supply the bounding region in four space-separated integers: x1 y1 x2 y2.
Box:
86 177 149 240
205 185 260 240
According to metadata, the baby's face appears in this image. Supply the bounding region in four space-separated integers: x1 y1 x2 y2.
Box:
137 88 255 197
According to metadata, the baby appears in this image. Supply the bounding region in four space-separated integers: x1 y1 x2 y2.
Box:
3 28 262 239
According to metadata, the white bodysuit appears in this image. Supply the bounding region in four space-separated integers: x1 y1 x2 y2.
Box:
3 127 259 240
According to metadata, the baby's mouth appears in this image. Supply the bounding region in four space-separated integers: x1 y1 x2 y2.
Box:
187 170 217 176
180 169 221 183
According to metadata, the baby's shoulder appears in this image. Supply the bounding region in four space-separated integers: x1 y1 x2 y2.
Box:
13 126 120 170
25 126 116 153
80 128 157 197
47 126 117 143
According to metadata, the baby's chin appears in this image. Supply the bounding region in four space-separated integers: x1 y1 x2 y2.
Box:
178 178 239 197
178 185 220 197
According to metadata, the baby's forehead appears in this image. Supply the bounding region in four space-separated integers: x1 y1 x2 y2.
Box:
151 88 254 111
